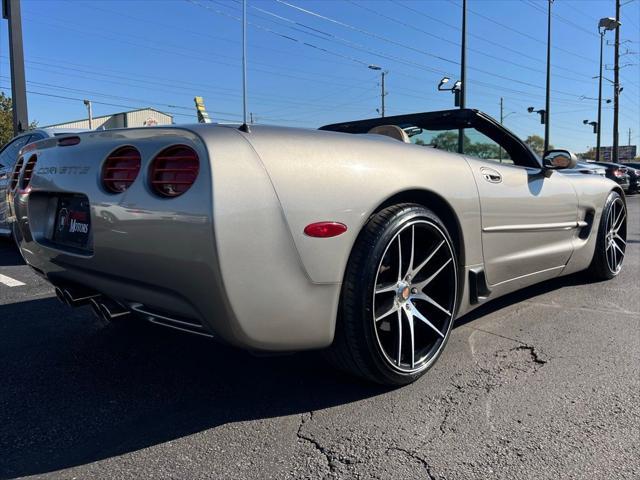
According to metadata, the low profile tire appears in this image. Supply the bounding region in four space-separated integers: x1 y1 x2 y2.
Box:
327 204 458 386
587 191 627 280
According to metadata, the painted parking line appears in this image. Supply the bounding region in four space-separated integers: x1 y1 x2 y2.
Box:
0 274 26 287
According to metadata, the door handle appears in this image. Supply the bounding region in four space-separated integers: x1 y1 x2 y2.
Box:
480 167 502 184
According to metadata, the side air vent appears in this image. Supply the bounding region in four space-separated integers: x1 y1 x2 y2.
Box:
102 146 142 193
21 155 38 189
149 145 199 197
10 157 24 191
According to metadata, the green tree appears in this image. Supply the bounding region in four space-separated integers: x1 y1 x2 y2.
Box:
0 92 37 146
467 142 501 159
429 131 465 152
427 131 503 160
580 148 597 160
524 135 553 156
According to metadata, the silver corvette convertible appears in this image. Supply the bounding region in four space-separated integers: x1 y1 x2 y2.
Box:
9 109 627 385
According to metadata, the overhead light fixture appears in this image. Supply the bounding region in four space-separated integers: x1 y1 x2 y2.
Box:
598 17 621 31
437 77 450 90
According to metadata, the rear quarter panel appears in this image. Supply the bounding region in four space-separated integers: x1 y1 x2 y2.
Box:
232 127 484 286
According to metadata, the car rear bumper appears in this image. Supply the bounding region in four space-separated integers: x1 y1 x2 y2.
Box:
16 126 341 352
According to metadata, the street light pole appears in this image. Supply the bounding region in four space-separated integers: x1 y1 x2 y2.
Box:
597 29 604 162
83 100 93 130
368 64 387 118
381 70 386 118
544 0 553 154
458 0 467 154
499 97 504 162
2 0 29 134
613 0 621 163
596 17 620 162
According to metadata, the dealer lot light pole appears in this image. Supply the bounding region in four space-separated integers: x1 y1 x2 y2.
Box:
2 0 28 134
612 0 621 163
458 0 467 154
597 17 621 162
543 0 553 154
368 64 387 118
83 100 93 129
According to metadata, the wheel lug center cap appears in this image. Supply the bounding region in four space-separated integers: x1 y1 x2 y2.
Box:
400 286 410 301
396 283 411 303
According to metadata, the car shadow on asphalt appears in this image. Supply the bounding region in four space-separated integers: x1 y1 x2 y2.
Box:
454 271 601 328
0 239 24 267
0 271 609 478
0 297 389 479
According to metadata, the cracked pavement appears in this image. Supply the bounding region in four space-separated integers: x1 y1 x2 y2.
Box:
1 195 638 480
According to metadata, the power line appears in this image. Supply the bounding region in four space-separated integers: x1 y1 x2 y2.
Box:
448 0 596 63
391 0 595 79
273 0 459 67
524 0 599 38
349 0 597 85
271 0 599 98
189 0 630 113
0 55 377 113
21 9 378 88
0 83 201 120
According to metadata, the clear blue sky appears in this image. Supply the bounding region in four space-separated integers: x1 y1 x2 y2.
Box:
1 0 639 153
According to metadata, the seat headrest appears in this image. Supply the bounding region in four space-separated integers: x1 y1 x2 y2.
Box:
367 125 410 143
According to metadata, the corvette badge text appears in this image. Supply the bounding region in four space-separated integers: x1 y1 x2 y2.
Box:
37 166 91 175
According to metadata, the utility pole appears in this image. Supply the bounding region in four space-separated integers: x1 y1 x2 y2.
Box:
612 0 621 163
597 27 605 162
83 99 93 129
458 0 467 154
381 70 386 118
629 128 632 146
499 97 504 162
239 0 250 133
597 17 621 162
544 0 553 154
368 64 387 117
2 0 28 134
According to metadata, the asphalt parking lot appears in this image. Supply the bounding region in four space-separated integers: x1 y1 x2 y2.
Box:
1 195 638 480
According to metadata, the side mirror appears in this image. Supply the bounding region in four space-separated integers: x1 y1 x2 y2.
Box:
543 149 578 170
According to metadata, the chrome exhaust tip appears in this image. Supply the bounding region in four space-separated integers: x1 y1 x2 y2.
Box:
54 287 70 306
63 287 101 307
98 298 131 320
89 298 104 321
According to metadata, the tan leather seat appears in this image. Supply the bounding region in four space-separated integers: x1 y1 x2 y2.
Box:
368 125 410 143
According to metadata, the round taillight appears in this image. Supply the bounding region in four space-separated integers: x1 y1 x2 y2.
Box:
21 155 38 189
149 145 199 197
102 146 141 193
10 157 24 190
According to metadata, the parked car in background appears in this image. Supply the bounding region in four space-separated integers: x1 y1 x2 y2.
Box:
622 165 639 193
591 162 630 192
561 161 607 177
0 129 85 237
13 108 627 386
623 162 640 170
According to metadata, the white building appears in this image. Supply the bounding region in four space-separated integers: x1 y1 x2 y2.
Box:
44 108 173 130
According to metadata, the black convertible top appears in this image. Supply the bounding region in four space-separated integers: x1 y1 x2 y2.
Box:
320 108 541 169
